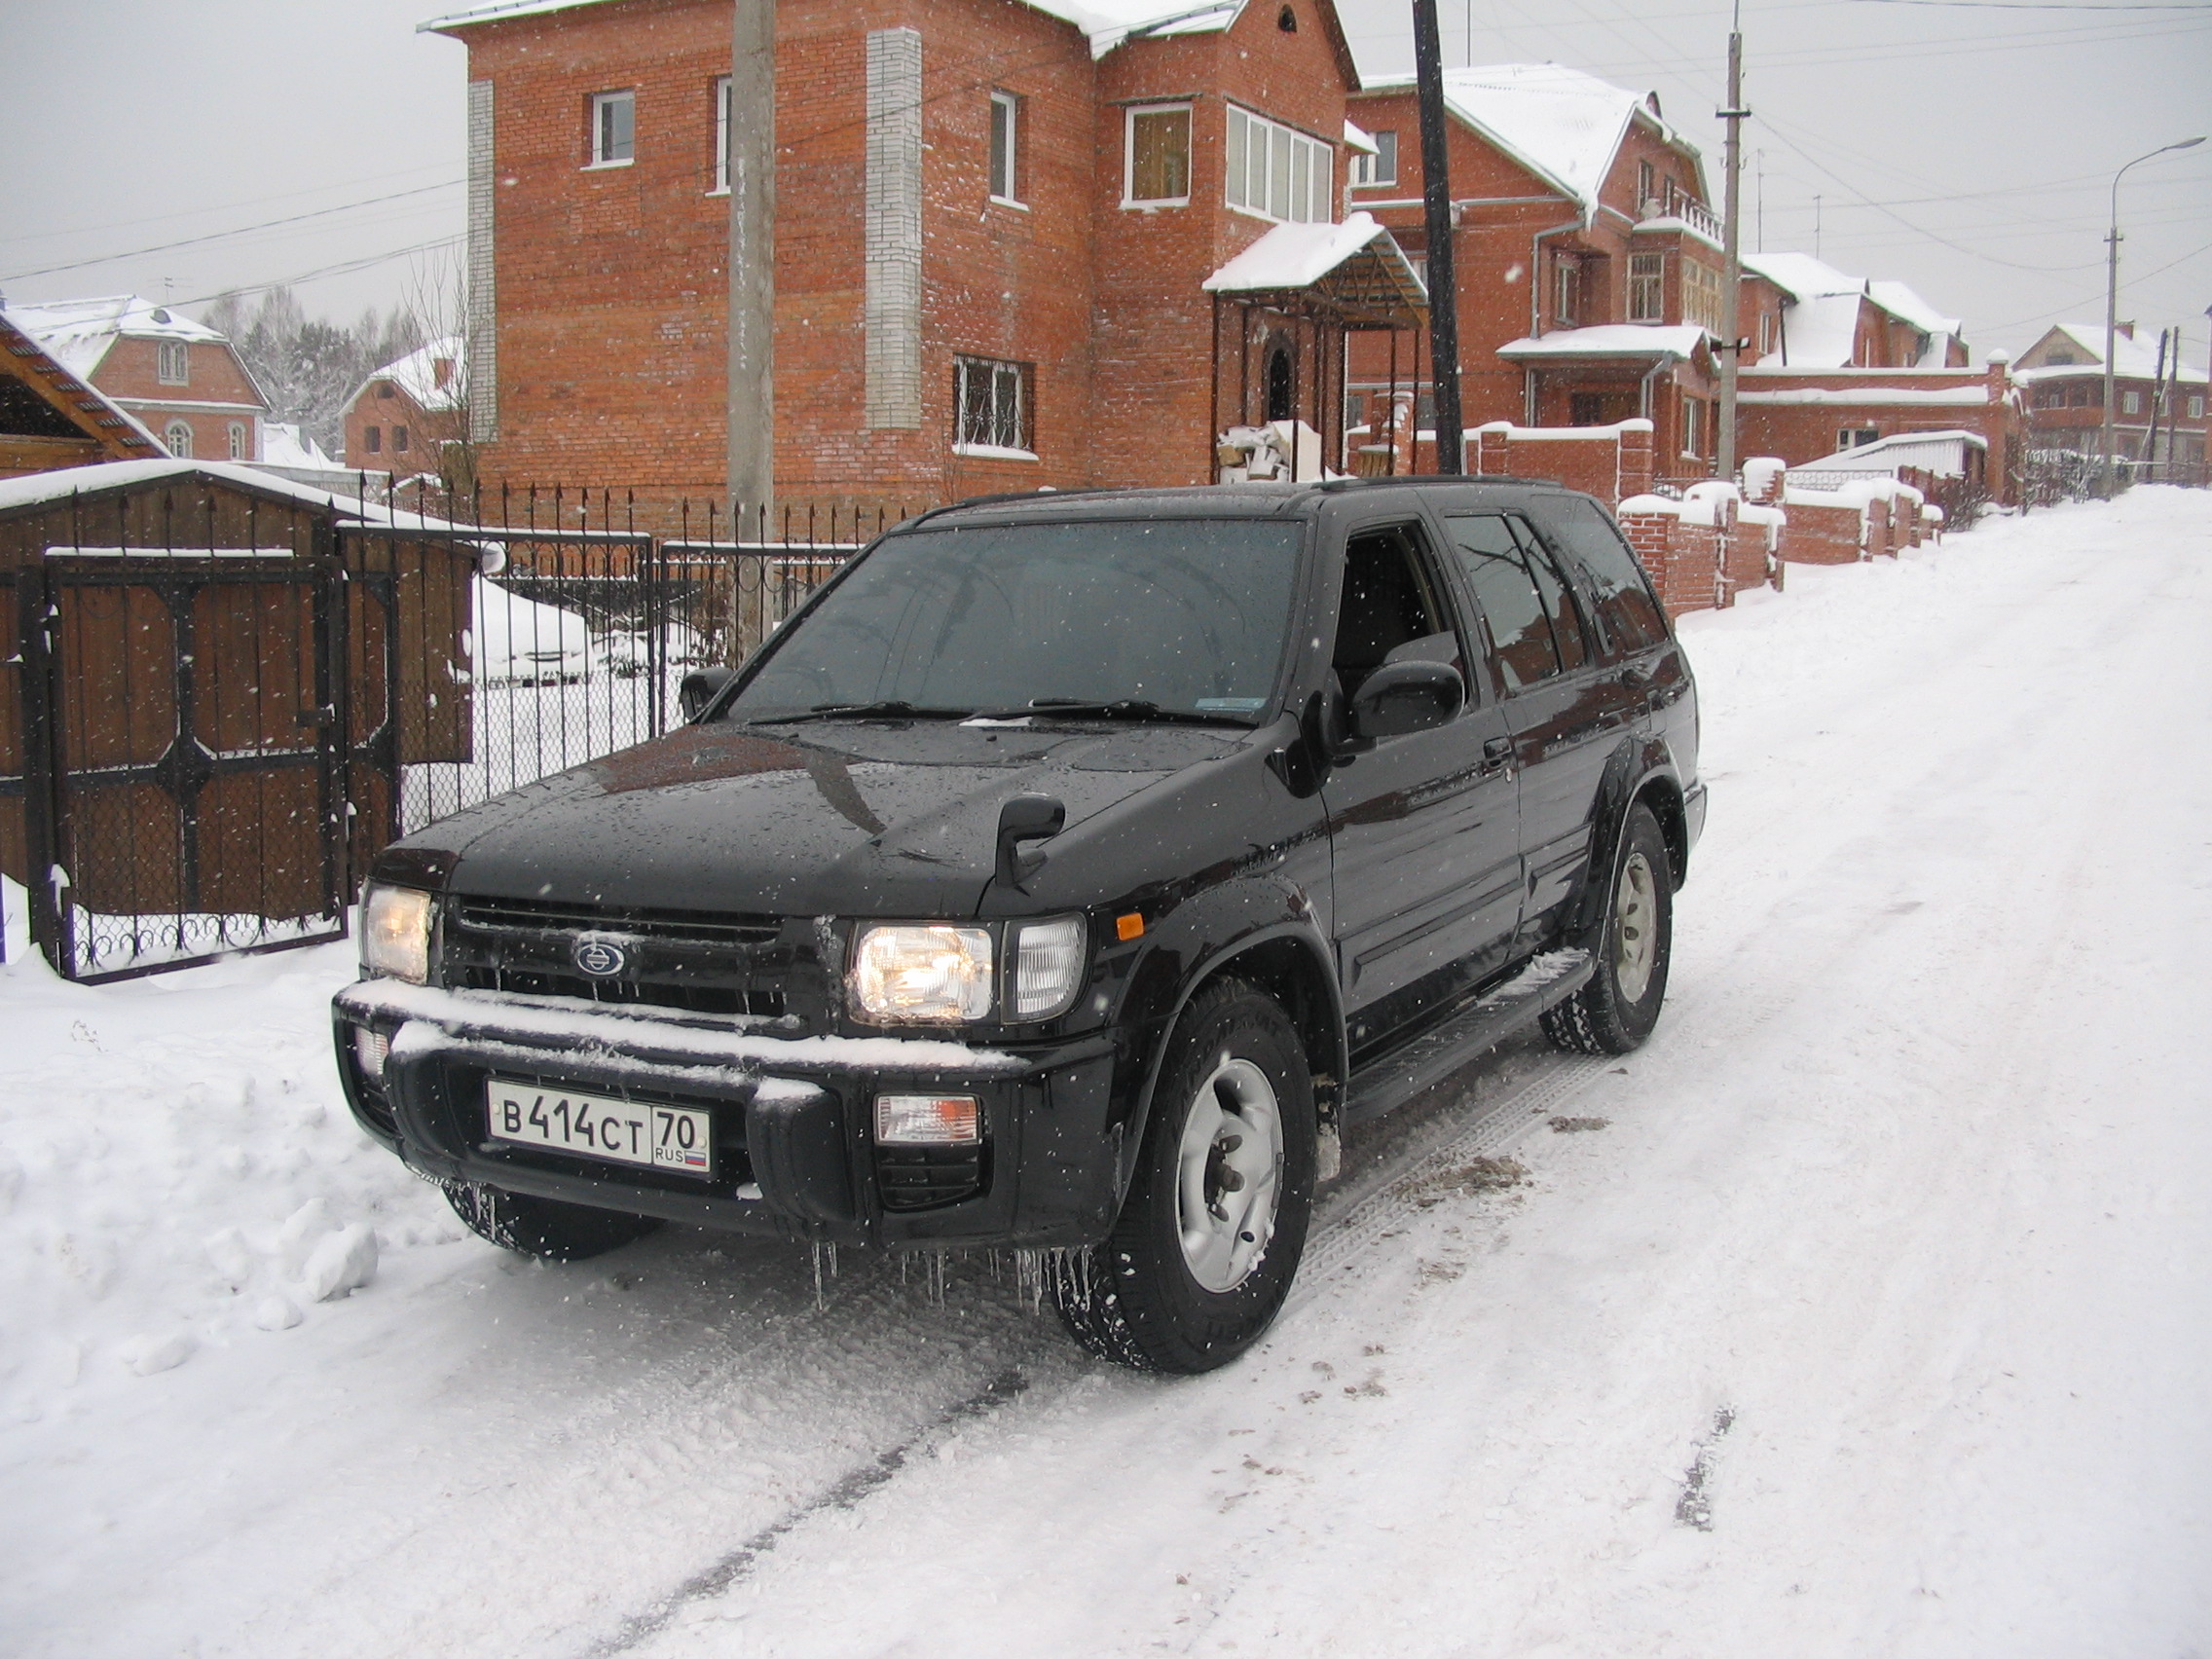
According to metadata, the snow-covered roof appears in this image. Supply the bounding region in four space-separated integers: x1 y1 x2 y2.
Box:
259 423 337 469
1497 323 1710 360
1745 254 1966 368
347 336 464 416
1803 429 1986 477
1737 386 1993 407
2011 322 2210 385
0 307 167 457
421 0 1248 58
1358 63 1697 217
1203 213 1414 292
1344 119 1378 157
0 459 468 536
1740 251 1860 302
6 294 228 383
1866 279 1959 342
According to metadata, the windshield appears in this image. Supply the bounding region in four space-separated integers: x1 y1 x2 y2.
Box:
724 519 1305 724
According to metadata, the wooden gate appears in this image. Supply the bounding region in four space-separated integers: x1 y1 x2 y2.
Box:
15 551 348 980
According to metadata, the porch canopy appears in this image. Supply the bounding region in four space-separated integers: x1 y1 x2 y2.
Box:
1497 323 1715 426
1202 212 1427 480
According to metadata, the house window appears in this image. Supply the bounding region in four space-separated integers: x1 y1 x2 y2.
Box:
1758 312 1777 356
1628 253 1664 322
989 91 1020 203
1554 257 1580 326
394 425 410 453
1681 258 1722 333
157 340 189 386
2192 395 2206 421
714 76 732 193
1638 160 1656 209
1682 399 1706 460
1351 129 1397 187
1125 104 1192 205
228 423 246 461
1569 392 1604 426
2121 388 2142 416
164 419 193 458
954 355 1032 454
364 425 383 455
589 91 636 167
376 382 394 399
1225 104 1331 223
1837 426 1879 451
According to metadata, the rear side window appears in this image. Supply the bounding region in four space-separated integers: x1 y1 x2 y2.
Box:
1512 522 1590 673
1444 514 1559 693
1540 498 1668 655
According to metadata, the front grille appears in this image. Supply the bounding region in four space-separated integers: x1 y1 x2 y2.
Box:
452 963 784 1018
875 1143 987 1211
455 895 781 947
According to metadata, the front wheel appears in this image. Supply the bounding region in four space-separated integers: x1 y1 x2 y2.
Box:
1051 978 1315 1374
1543 800 1674 1055
444 1181 662 1262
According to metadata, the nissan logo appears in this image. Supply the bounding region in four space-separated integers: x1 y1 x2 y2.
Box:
573 940 628 977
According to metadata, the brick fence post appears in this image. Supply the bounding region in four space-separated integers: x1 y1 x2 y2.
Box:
1617 418 1654 502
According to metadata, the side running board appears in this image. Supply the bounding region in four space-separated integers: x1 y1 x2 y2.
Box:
1343 949 1595 1125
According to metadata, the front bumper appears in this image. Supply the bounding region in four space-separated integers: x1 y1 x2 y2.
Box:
333 980 1139 1248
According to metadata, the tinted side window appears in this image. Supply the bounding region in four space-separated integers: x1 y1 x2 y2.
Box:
1444 514 1559 693
1541 497 1668 654
1511 521 1590 673
1332 525 1460 697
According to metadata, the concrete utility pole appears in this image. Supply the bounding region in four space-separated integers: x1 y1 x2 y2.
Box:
1716 14 1750 483
2102 135 2202 497
728 0 776 519
1411 0 1463 474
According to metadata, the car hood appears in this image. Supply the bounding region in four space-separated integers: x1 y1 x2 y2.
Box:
412 718 1247 918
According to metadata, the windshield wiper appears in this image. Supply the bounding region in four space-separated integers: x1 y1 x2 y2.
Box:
1000 699 1249 726
748 700 976 726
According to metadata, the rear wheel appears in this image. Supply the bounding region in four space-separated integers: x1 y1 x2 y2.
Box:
444 1181 661 1262
1543 800 1674 1055
1051 978 1315 1374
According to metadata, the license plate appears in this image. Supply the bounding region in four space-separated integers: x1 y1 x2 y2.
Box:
485 1080 714 1177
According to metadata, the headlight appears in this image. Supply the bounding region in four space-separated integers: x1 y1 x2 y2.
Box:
1010 916 1086 1019
361 883 434 984
851 925 993 1022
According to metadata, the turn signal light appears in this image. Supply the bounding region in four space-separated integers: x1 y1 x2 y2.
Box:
874 1093 982 1146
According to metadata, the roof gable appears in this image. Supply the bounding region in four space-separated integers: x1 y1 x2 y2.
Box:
0 310 166 460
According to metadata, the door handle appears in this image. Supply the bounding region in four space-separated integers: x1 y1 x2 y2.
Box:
1480 736 1515 774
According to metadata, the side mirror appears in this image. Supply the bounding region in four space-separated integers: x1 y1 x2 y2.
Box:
995 793 1066 889
679 666 736 722
1347 659 1463 741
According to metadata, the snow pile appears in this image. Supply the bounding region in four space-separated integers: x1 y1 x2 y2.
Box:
1741 456 1787 499
0 885 453 1422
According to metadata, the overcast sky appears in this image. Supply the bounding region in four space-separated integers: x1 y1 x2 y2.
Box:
2 0 2206 362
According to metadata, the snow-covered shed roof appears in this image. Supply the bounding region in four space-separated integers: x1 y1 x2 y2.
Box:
1803 428 1986 478
1358 63 1700 218
1497 323 1710 360
1202 213 1427 324
422 0 1255 59
6 295 229 384
2011 322 2210 385
259 423 338 469
1740 251 1860 302
0 458 466 534
347 336 464 417
0 307 166 459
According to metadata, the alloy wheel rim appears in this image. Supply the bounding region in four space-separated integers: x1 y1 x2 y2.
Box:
1613 848 1658 1004
1175 1056 1284 1293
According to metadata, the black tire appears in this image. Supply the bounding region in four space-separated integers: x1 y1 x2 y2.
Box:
1051 977 1315 1374
1543 800 1674 1056
443 1181 662 1262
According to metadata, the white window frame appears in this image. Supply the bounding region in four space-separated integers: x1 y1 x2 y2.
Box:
989 90 1022 206
157 339 189 386
228 422 247 461
164 419 193 459
1628 252 1664 323
1837 425 1879 451
953 355 1035 459
2191 394 2206 421
1225 103 1332 224
588 90 636 168
1350 129 1397 188
1554 256 1579 327
1124 103 1192 208
712 76 731 194
2121 388 2142 416
1682 398 1706 460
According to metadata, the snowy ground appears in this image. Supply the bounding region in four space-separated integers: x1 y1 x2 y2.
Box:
3 489 2209 1657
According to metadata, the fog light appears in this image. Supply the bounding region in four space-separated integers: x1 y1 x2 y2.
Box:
874 1093 981 1146
352 1025 391 1083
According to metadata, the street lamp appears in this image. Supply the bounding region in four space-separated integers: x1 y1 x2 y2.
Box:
2103 135 2205 495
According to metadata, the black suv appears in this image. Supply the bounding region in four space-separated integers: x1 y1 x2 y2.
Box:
334 479 1703 1372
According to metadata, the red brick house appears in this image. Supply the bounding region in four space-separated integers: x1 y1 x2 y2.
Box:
2013 321 2208 483
422 0 1402 502
1730 251 2020 498
6 296 270 466
0 308 166 480
1345 63 1729 475
342 336 466 477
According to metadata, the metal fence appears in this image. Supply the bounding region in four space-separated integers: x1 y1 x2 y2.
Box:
5 480 887 980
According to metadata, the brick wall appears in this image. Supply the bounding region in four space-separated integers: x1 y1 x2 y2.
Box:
1463 417 1651 504
91 336 265 462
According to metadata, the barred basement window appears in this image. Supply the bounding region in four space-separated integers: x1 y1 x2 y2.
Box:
1628 253 1664 322
158 340 189 385
1226 104 1331 223
954 356 1033 455
1125 105 1191 205
589 90 635 167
